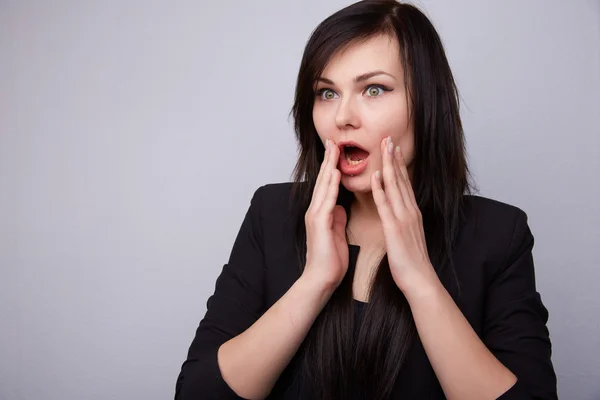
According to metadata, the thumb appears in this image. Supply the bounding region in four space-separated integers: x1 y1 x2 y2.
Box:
332 205 348 238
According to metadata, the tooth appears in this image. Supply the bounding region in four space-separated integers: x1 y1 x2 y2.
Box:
345 152 366 166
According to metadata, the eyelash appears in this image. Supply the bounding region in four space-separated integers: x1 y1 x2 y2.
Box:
315 84 393 100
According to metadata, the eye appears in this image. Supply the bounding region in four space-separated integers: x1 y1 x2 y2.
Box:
316 88 339 100
365 84 392 97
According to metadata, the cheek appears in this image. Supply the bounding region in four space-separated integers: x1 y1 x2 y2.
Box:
364 116 414 163
364 100 409 134
312 105 333 130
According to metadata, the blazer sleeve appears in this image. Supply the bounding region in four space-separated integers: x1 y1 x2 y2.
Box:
175 186 267 400
482 209 558 400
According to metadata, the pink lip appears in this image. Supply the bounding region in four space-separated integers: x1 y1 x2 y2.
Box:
339 156 369 176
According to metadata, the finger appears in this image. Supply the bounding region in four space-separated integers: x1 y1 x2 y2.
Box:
321 167 341 218
391 145 403 184
394 145 425 243
315 139 330 187
328 141 341 201
328 139 340 172
394 145 418 209
311 139 331 210
371 169 396 226
314 140 339 212
391 144 413 210
381 137 405 214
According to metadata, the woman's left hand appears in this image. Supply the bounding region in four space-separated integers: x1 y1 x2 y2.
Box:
370 136 438 296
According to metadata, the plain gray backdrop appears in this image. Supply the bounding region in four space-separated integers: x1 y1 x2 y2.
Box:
1 1 599 399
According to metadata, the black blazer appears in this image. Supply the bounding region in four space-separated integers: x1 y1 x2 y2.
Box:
175 182 557 399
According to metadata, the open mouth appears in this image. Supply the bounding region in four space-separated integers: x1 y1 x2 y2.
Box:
336 141 371 176
341 143 370 165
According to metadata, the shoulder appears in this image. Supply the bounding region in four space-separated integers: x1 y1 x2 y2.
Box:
458 194 534 283
251 181 295 209
248 182 302 234
462 194 529 239
464 194 527 219
250 182 298 221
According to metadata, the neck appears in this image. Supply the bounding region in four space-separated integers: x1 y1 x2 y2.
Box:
351 191 380 222
346 191 383 246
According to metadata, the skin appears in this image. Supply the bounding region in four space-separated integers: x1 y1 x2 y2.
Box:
313 34 414 222
312 34 519 399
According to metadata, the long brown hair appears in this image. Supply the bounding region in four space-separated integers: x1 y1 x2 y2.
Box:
288 1 477 398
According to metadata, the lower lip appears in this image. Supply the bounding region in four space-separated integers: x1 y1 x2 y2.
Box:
338 155 369 176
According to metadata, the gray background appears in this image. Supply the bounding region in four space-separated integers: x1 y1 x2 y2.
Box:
1 0 599 399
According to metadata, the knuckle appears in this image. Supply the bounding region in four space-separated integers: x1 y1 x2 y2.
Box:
406 207 418 220
414 207 422 218
305 209 315 222
397 208 409 222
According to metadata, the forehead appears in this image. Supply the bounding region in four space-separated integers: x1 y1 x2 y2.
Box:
320 34 402 79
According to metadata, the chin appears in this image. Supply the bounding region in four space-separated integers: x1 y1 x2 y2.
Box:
341 174 373 193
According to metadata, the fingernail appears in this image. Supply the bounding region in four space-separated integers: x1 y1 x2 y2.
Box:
375 170 381 180
325 139 329 149
395 146 401 158
388 140 394 154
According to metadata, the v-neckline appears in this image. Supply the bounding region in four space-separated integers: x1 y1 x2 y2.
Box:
348 244 369 304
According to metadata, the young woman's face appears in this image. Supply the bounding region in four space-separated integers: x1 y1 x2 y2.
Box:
313 34 414 194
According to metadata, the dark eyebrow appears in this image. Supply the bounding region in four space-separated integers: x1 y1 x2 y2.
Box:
316 70 396 85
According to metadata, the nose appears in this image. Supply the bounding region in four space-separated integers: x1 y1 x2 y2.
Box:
335 96 360 130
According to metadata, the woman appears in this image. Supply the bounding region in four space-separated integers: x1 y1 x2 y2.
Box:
175 1 557 399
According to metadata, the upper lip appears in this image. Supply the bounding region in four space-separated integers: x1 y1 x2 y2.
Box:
337 140 369 153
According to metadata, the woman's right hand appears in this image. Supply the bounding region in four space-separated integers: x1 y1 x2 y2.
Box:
302 139 349 290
